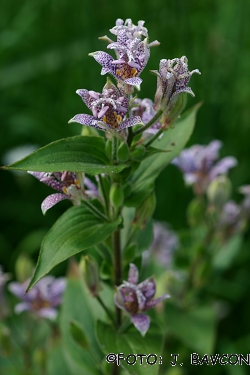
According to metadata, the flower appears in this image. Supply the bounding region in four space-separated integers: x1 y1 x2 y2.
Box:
8 276 66 320
131 98 161 134
28 171 98 214
90 19 158 92
172 140 237 195
143 222 179 268
114 264 169 335
69 79 142 133
152 57 201 111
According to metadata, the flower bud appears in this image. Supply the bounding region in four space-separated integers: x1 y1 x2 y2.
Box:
130 145 146 161
162 92 187 129
187 198 205 226
15 254 34 283
109 183 124 209
79 256 102 297
105 139 112 160
207 175 232 208
133 193 156 229
117 141 129 162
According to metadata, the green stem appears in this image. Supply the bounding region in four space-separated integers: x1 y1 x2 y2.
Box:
112 136 118 165
81 199 109 222
132 109 163 138
98 174 109 216
145 128 164 148
96 295 117 327
113 229 122 326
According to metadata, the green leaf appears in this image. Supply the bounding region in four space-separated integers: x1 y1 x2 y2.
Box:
59 272 105 375
126 104 201 206
3 136 127 175
166 303 216 354
212 235 243 270
28 205 120 290
96 321 163 375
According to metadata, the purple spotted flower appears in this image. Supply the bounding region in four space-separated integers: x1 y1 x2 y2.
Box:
172 140 237 195
131 98 161 134
28 171 98 214
8 276 66 320
69 79 142 132
115 263 169 335
90 19 157 92
151 57 200 127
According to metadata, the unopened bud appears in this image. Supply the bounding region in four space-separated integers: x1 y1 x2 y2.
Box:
81 126 99 137
117 141 129 162
133 193 156 229
187 198 205 226
105 139 112 160
162 93 187 130
15 254 34 283
79 256 102 297
130 145 146 161
207 175 231 208
109 183 124 209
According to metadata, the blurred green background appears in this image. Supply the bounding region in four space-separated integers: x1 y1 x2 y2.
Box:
1 0 250 373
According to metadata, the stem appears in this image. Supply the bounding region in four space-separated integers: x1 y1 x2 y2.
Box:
145 128 164 148
112 136 118 165
96 295 117 327
113 229 122 326
132 109 163 138
81 199 109 222
98 174 109 216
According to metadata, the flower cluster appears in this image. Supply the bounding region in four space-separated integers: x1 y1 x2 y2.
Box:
172 140 237 195
69 79 142 133
9 276 66 320
91 18 159 93
115 264 169 335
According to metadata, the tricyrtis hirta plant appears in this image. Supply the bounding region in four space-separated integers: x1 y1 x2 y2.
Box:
2 18 202 375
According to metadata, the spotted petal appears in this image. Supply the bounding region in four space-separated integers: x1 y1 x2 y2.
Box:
118 115 143 130
144 294 170 311
68 114 106 130
90 51 116 76
131 313 150 336
128 263 139 284
41 193 69 215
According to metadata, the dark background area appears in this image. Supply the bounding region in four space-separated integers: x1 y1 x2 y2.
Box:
0 1 250 373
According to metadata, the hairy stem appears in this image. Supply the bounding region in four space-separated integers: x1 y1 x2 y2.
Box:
132 109 163 138
96 295 117 327
81 199 109 222
145 128 164 148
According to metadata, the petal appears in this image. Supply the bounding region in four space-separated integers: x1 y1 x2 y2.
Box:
128 264 139 284
41 193 69 215
131 314 150 336
124 77 142 86
38 307 58 320
76 89 95 110
8 282 26 298
118 116 143 130
89 51 116 75
68 114 106 131
144 294 170 311
138 277 156 300
15 302 30 313
209 156 238 180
